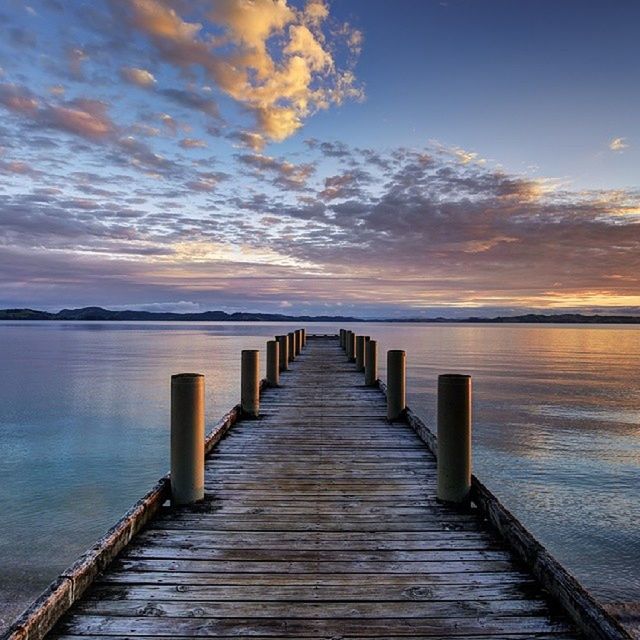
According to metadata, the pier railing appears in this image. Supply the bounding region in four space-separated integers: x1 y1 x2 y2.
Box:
4 327 633 640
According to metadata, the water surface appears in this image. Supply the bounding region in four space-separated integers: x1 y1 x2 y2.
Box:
0 321 638 629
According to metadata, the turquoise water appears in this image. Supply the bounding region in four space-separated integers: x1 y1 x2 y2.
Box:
0 321 639 628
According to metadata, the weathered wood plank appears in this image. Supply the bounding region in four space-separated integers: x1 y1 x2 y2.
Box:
53 614 574 637
74 598 550 618
86 582 542 602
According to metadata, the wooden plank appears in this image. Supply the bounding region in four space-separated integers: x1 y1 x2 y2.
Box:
53 614 574 636
74 598 551 618
86 582 542 602
96 571 535 587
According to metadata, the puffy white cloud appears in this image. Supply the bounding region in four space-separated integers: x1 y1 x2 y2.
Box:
120 66 157 87
609 137 629 152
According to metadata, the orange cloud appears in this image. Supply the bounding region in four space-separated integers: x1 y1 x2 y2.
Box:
119 0 363 142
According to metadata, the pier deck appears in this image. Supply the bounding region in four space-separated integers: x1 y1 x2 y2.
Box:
46 336 582 639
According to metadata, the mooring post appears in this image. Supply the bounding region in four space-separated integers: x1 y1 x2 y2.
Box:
266 340 279 387
387 350 406 421
346 331 356 362
339 329 345 349
275 335 289 372
365 339 378 386
355 335 369 371
301 328 306 348
288 332 295 362
295 329 302 355
171 373 205 506
437 374 472 505
241 350 260 418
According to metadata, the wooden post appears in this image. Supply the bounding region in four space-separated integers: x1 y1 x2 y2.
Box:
355 335 369 372
288 332 295 362
346 331 356 362
295 329 302 355
171 373 205 506
365 339 378 386
301 328 306 348
387 350 406 421
241 350 260 417
276 335 289 372
437 374 472 505
340 329 345 349
266 340 279 387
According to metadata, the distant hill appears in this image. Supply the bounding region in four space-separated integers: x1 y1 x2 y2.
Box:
1 307 640 323
0 306 362 322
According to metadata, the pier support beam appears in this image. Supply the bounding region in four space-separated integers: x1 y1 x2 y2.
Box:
275 335 289 372
171 373 205 506
365 339 378 386
241 350 260 418
437 374 472 505
386 350 406 421
266 340 279 387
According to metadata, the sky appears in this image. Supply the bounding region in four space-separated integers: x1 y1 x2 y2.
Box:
0 0 639 318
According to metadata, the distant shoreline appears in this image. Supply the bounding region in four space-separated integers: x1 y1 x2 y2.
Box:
2 307 640 324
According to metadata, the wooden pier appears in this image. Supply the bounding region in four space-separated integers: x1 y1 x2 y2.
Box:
6 334 634 640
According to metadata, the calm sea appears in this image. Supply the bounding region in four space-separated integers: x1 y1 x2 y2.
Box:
1 321 639 628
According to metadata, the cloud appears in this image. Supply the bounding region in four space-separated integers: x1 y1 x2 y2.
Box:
0 83 186 176
120 66 157 87
609 137 629 152
67 47 88 78
159 113 177 134
185 171 229 192
179 137 206 149
0 83 39 114
0 85 114 139
236 152 315 190
319 169 372 200
114 0 363 142
159 88 220 119
227 130 266 151
44 99 115 139
227 141 640 311
111 300 203 313
305 138 352 159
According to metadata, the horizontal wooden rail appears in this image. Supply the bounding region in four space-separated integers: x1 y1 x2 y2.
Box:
377 379 633 640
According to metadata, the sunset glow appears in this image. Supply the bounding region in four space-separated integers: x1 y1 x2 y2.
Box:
1 0 639 317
